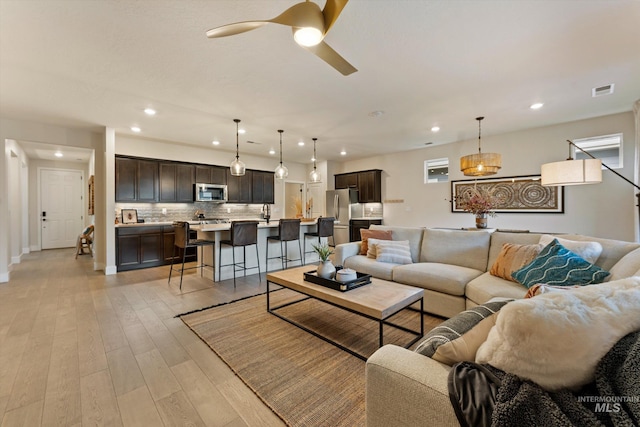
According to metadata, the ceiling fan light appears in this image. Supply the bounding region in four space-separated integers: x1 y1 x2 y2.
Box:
294 27 323 46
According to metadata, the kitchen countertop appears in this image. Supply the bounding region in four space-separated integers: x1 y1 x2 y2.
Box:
115 218 319 229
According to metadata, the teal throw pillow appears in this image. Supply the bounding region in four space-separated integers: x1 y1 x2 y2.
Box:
511 238 610 288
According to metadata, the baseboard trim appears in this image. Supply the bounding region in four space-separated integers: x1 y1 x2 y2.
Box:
104 265 117 275
11 255 21 264
0 272 9 283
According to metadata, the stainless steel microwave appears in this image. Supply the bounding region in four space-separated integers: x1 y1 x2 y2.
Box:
194 183 227 202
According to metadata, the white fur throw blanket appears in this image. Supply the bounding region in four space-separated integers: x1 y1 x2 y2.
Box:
476 276 640 390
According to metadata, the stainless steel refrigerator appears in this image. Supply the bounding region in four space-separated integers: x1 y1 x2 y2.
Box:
326 188 362 245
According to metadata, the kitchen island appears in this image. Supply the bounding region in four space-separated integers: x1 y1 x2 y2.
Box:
192 219 323 282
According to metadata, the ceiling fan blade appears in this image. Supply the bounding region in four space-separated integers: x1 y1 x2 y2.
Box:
303 40 357 76
321 0 349 34
206 21 269 38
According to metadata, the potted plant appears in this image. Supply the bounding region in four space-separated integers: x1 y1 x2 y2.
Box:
312 243 336 279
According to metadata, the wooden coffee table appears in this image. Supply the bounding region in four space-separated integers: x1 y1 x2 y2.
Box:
266 265 424 360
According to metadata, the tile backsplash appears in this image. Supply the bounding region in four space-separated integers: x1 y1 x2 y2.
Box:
114 202 265 223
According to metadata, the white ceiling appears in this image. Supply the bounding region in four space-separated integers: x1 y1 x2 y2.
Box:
1 0 639 165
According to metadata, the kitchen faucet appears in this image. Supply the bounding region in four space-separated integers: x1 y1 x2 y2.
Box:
262 204 271 223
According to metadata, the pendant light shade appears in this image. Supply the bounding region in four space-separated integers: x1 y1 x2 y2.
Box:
230 118 246 176
460 117 502 176
274 129 288 180
309 137 321 183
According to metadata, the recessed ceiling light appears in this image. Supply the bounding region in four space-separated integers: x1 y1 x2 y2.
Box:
340 150 347 156
298 141 305 146
311 156 316 162
368 110 384 117
131 126 141 132
431 126 440 132
530 102 544 110
54 151 63 158
238 129 246 134
212 140 220 145
269 149 276 155
144 108 156 116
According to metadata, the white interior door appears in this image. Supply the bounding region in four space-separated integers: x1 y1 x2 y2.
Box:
307 182 325 218
41 169 83 249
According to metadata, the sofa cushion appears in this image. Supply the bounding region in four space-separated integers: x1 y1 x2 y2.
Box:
359 229 392 255
420 228 491 271
476 276 640 391
539 234 602 264
487 232 545 270
489 243 542 282
375 240 412 264
414 299 511 366
393 263 483 296
607 247 640 281
370 225 424 263
465 272 529 306
343 255 395 281
512 239 610 288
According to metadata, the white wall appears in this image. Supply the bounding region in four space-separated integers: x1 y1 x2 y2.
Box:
338 112 637 241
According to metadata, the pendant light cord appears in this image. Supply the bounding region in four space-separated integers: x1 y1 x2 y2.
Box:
312 137 318 170
234 119 241 160
476 116 484 154
278 130 284 165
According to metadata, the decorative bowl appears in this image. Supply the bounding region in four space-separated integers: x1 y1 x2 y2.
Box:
335 268 357 282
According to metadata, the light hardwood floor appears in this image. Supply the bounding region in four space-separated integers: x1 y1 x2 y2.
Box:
0 249 285 427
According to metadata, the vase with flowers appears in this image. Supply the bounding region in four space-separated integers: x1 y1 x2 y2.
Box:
454 185 504 229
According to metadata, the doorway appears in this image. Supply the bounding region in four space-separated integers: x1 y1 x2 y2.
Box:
40 168 84 249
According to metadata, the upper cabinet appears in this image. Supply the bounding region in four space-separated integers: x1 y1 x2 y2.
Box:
159 162 195 202
116 156 273 204
252 170 275 204
116 157 159 202
195 165 227 185
226 169 253 203
334 169 382 203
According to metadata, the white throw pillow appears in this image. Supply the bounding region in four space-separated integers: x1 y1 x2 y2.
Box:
375 240 412 264
475 276 640 391
366 238 383 258
538 234 603 264
608 247 640 281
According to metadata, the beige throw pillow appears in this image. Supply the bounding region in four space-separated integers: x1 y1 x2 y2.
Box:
359 229 392 255
375 240 412 264
490 243 542 282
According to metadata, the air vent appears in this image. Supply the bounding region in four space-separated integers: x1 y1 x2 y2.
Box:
246 140 261 144
592 84 614 97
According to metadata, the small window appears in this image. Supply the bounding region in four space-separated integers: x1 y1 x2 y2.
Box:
424 158 449 183
573 134 622 169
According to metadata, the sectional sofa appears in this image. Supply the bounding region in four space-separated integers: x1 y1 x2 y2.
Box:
333 225 640 426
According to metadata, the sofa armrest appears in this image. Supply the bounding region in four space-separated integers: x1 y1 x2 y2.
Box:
366 345 458 427
333 241 361 266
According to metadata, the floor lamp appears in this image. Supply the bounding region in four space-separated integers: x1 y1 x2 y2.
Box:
541 139 640 236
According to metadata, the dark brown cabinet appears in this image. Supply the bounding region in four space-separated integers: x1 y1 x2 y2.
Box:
159 162 195 202
335 169 382 203
116 157 159 202
335 173 358 190
357 170 382 203
252 171 275 204
349 219 383 242
226 170 253 203
195 165 227 185
116 226 164 271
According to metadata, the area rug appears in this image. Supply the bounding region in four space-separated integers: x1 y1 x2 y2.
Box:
180 288 442 427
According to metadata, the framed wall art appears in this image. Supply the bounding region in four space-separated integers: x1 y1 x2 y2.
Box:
451 175 564 213
88 175 95 215
121 209 138 224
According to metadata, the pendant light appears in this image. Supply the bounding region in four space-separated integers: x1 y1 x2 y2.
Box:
309 137 321 183
229 118 246 176
460 117 502 176
274 129 288 179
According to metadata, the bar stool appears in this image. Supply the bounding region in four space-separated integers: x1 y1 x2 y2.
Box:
168 221 215 290
266 218 302 271
218 220 260 288
303 217 335 264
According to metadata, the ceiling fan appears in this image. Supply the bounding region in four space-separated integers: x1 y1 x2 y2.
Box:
206 0 357 76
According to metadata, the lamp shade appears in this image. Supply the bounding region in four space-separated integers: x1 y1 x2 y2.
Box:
460 152 502 176
230 158 246 176
541 159 602 186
